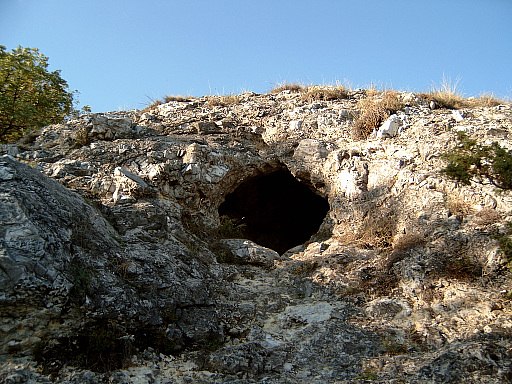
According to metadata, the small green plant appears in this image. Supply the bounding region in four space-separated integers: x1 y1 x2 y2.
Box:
356 370 379 380
35 320 135 373
495 222 512 270
442 131 512 189
73 126 90 147
381 335 408 356
67 258 93 304
490 144 512 188
216 215 246 238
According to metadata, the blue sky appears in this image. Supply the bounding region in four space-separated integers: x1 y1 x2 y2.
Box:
1 0 511 112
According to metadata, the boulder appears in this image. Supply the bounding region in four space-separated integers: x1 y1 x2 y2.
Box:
376 114 401 138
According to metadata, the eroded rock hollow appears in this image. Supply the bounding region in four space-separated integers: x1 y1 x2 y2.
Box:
218 168 330 254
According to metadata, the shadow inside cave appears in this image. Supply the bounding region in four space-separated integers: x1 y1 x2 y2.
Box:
218 168 330 254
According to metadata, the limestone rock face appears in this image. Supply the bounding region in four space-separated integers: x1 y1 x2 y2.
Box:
1 89 512 383
0 156 218 366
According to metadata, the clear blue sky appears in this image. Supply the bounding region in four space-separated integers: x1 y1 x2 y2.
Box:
2 0 511 112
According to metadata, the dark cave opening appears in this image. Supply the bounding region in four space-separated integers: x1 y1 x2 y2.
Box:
218 168 330 254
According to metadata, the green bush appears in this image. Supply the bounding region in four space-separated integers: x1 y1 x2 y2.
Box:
498 236 512 264
34 320 134 373
490 143 512 189
495 222 512 271
442 132 512 189
67 258 93 304
216 215 246 238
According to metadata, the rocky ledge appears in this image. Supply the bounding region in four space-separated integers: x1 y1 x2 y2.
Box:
1 88 512 383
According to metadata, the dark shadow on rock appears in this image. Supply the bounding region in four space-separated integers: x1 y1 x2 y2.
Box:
218 168 330 254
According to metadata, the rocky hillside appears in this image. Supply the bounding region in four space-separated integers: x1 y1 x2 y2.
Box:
1 87 512 383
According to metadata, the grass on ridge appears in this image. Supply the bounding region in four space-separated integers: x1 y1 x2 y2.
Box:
300 85 349 102
421 77 505 109
207 94 242 107
270 83 306 94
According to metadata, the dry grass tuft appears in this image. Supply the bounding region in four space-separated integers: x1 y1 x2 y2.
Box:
290 261 319 276
474 207 502 226
421 77 467 109
300 86 349 102
352 98 385 140
421 77 506 109
446 195 473 219
141 99 162 112
422 92 466 110
141 95 192 112
163 95 192 103
352 91 403 139
435 253 483 280
270 83 306 94
380 91 403 111
364 83 381 97
382 233 426 270
207 94 241 107
392 232 426 253
422 92 467 109
357 206 397 249
470 94 505 108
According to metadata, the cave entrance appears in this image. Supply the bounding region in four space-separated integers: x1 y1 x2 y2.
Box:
218 168 330 254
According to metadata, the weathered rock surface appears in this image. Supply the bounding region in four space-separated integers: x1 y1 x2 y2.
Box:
1 89 512 383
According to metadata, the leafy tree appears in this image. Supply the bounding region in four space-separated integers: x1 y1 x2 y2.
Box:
0 45 74 143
